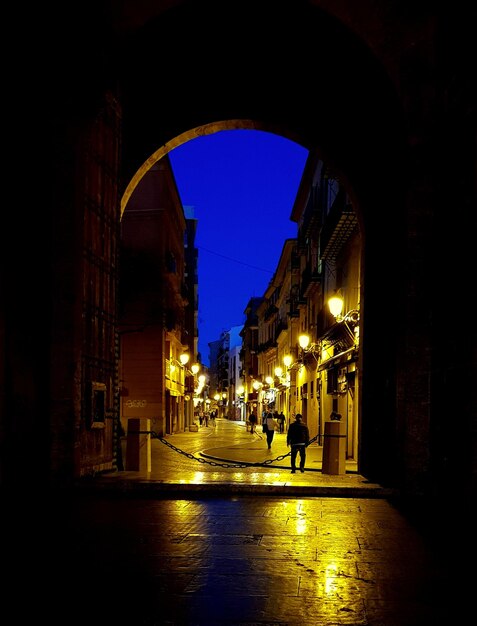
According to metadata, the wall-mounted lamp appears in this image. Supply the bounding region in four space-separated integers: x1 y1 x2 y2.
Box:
274 364 291 387
283 355 293 368
328 292 344 319
252 380 262 391
191 363 200 375
328 291 360 325
265 376 274 386
298 333 319 362
179 353 190 366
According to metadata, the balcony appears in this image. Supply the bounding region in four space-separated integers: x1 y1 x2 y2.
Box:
257 339 278 353
301 267 322 297
320 192 358 261
275 319 288 340
264 304 278 321
301 186 323 239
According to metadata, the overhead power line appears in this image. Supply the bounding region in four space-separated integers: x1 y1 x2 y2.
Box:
198 246 273 274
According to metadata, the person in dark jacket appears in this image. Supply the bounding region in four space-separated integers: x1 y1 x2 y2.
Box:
248 410 258 434
286 414 310 473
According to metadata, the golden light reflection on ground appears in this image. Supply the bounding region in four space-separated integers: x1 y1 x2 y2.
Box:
293 500 308 534
189 472 207 483
324 562 339 595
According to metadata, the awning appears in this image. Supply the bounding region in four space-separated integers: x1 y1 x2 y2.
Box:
318 346 357 371
321 321 356 352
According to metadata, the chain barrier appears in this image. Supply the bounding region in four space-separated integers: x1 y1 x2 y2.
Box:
141 430 319 470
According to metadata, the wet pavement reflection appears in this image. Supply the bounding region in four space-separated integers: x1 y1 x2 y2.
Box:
4 419 468 625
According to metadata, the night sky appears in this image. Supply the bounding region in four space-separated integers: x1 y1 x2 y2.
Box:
169 129 309 365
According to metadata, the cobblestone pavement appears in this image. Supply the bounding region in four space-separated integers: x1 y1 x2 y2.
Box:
4 419 470 625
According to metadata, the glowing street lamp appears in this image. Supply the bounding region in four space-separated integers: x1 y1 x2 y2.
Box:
191 363 200 375
328 292 344 320
283 355 293 368
179 353 190 366
327 291 360 327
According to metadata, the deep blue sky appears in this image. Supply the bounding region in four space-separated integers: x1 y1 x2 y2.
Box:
169 129 309 366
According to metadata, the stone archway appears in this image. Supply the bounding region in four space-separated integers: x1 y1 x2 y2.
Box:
3 1 475 499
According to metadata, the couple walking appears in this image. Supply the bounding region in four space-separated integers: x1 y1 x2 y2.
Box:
262 409 278 449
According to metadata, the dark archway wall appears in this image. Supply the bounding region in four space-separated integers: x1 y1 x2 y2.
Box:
3 1 476 500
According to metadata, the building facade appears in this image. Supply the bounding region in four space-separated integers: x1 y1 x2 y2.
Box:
240 155 361 462
119 158 192 439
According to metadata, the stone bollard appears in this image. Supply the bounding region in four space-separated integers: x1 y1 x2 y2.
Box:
322 420 346 475
125 418 151 471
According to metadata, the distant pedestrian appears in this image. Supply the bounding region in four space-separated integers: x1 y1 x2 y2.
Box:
277 411 286 433
249 410 258 434
264 411 278 449
261 409 268 432
287 414 310 473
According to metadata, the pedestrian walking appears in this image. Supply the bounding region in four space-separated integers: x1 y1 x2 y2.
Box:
277 411 286 433
264 410 278 449
261 409 268 433
249 410 258 434
287 413 310 473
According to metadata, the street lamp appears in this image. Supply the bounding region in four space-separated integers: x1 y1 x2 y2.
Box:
328 292 344 319
327 291 360 325
179 353 190 366
298 333 319 362
298 334 310 350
